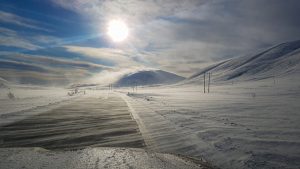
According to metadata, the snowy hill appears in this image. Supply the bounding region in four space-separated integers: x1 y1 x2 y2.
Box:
114 70 185 87
186 40 300 84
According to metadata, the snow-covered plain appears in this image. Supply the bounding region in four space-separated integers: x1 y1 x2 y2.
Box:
117 75 300 169
1 40 300 169
0 75 299 169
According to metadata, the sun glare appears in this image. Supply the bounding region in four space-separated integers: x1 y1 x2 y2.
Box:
107 19 129 42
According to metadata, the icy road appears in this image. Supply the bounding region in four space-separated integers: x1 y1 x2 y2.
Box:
0 92 212 169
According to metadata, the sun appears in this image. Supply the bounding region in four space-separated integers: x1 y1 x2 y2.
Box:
107 19 129 42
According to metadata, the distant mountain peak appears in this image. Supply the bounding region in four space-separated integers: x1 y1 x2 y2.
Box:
114 69 185 87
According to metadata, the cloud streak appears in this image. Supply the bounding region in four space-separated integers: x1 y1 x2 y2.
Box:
0 11 52 32
52 0 300 76
0 53 112 85
0 35 41 50
1 0 300 85
0 27 63 50
64 45 142 68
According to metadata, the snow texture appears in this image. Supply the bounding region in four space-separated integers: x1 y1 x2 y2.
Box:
119 75 300 169
0 147 211 169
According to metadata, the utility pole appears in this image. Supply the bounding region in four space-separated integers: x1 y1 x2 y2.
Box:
208 72 211 93
204 73 206 93
132 82 134 92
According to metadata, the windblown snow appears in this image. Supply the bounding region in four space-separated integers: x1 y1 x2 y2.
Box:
119 76 300 169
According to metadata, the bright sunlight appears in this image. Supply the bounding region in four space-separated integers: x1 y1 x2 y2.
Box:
107 19 129 42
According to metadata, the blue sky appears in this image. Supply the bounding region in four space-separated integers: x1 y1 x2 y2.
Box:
1 0 300 85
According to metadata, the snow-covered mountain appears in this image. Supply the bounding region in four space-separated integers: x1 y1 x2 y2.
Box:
186 40 300 84
114 70 185 87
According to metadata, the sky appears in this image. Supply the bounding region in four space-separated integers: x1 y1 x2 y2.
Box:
1 0 300 86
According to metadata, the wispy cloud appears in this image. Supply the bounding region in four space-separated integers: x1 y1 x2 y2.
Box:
0 35 41 50
31 35 62 45
0 27 17 36
52 0 300 76
61 45 155 84
0 53 112 85
64 45 141 68
0 26 41 50
0 11 52 32
0 27 63 50
1 53 111 70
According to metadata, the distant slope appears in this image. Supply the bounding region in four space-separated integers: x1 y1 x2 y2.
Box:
115 70 185 87
186 40 300 84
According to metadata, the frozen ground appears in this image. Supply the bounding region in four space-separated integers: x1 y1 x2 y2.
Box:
0 75 299 169
117 75 300 169
0 147 210 169
0 89 212 169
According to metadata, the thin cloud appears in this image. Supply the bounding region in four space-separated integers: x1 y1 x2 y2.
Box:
31 35 62 44
0 27 17 36
0 53 112 85
64 45 140 67
1 53 111 71
0 35 41 50
0 27 63 50
0 11 52 32
52 0 300 76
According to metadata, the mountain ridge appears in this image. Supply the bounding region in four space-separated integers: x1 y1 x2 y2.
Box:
185 40 300 84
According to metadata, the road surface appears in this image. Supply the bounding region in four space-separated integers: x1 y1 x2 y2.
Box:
0 93 144 150
0 92 214 169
